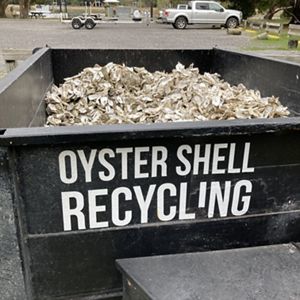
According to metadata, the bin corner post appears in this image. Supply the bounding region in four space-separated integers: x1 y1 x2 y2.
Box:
0 147 26 299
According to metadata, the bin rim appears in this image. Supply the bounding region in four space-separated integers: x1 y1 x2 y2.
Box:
48 47 300 68
1 117 300 146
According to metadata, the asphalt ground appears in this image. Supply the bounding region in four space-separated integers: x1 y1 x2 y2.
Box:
1 18 300 77
0 18 250 50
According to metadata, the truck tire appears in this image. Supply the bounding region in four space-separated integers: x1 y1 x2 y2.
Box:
85 18 96 30
71 17 83 29
174 16 187 29
226 17 239 29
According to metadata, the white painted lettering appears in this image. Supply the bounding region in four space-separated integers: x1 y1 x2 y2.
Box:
59 150 78 184
242 143 255 173
116 147 133 180
88 189 109 229
61 191 86 231
151 146 168 177
176 145 192 176
228 143 240 174
157 183 177 221
179 182 195 220
134 185 156 224
134 147 150 179
112 187 132 226
98 149 115 181
77 149 97 182
208 181 231 218
198 181 207 208
193 144 211 175
212 144 228 174
231 180 252 216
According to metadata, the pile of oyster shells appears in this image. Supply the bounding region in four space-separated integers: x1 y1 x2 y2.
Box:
45 62 289 126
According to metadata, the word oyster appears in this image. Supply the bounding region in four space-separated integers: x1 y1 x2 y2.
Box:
45 62 289 126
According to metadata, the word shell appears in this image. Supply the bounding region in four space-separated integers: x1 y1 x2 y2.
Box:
58 142 255 231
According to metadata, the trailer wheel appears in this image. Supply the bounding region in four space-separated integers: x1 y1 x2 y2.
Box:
85 18 96 30
174 16 187 29
72 18 83 30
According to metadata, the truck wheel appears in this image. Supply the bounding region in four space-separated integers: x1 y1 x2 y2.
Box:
85 18 96 30
226 17 238 29
72 18 83 29
174 17 187 29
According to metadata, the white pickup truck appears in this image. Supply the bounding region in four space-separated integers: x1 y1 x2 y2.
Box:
163 1 242 29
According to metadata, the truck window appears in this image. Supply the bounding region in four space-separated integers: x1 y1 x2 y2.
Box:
209 3 223 11
195 3 209 10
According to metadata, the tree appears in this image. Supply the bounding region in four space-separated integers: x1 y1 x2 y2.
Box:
289 0 300 23
228 0 257 19
0 0 9 17
19 0 30 18
257 0 290 19
257 0 300 22
228 0 296 20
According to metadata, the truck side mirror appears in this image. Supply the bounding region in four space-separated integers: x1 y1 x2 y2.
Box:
217 8 224 12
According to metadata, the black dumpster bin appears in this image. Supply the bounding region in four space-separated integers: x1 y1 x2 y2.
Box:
1 48 300 300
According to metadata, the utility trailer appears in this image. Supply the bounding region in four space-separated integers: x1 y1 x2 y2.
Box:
60 4 144 29
68 16 144 29
1 48 300 300
61 14 145 29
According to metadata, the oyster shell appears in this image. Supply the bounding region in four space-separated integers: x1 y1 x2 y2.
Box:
45 63 290 126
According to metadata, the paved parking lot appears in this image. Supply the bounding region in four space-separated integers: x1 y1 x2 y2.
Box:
2 18 300 76
0 18 250 50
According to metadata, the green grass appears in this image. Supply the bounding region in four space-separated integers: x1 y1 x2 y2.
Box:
247 17 290 25
242 16 300 51
243 31 300 51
